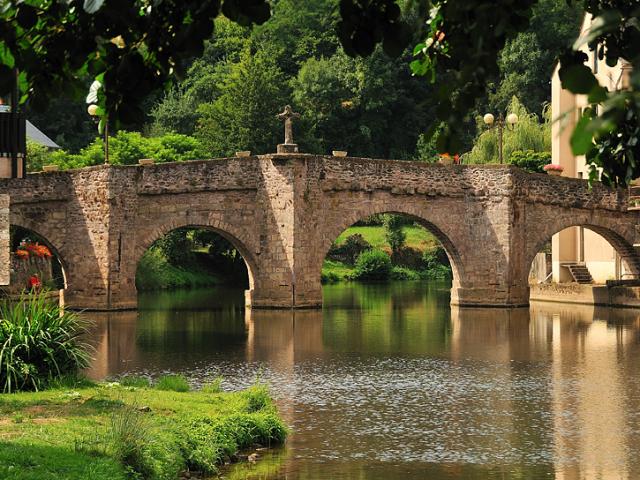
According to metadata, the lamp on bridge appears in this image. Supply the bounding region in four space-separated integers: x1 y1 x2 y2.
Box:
482 112 518 164
86 81 109 165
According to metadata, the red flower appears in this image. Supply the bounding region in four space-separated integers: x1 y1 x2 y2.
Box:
15 249 29 259
28 275 41 290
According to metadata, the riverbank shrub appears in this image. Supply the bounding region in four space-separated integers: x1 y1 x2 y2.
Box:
156 374 190 392
509 149 551 173
136 248 221 291
0 293 90 393
422 247 452 280
326 233 371 265
321 270 340 284
353 250 392 281
390 266 421 280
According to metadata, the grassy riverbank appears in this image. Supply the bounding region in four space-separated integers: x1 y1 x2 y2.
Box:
322 225 451 283
0 378 286 480
136 249 223 291
334 225 439 251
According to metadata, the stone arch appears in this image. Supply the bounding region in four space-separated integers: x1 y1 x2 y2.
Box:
525 212 640 282
9 222 69 289
134 219 259 291
318 203 465 287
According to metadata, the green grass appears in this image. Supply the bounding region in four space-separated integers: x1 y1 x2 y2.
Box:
322 259 355 282
334 225 438 252
0 382 287 480
118 376 150 388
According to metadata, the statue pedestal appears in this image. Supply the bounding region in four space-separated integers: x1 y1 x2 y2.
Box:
277 143 299 154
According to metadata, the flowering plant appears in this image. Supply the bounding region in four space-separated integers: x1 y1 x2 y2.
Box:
20 243 52 258
439 153 460 164
28 275 41 291
15 249 29 259
543 164 564 172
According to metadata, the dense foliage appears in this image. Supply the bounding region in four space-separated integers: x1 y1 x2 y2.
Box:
7 1 636 183
410 0 640 186
136 227 249 291
327 233 372 265
509 150 552 174
28 131 207 170
353 249 393 281
0 293 90 393
465 97 551 165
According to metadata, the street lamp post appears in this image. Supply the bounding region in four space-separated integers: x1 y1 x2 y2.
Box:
87 104 109 164
483 112 519 164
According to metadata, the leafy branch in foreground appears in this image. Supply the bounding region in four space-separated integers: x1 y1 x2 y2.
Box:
0 0 271 129
409 0 640 187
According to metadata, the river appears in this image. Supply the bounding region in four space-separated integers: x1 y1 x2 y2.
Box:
85 281 640 479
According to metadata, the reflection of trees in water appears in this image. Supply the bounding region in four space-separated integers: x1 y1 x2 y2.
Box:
322 281 453 355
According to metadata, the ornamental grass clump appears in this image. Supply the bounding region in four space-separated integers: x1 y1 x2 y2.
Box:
0 292 90 393
156 374 190 392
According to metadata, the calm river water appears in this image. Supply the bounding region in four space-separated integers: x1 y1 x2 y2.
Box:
85 281 640 479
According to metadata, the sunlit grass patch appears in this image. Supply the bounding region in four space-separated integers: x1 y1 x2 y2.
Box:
0 382 287 480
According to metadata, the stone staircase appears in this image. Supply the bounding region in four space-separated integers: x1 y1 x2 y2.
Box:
564 263 594 284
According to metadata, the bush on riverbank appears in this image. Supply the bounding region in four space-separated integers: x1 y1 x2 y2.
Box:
0 293 90 393
352 250 392 281
0 380 287 479
136 248 222 291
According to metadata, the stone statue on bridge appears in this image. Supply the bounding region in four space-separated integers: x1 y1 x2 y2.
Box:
276 105 300 154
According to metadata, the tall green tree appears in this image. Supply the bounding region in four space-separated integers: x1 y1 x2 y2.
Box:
293 48 434 158
489 0 583 115
196 46 288 156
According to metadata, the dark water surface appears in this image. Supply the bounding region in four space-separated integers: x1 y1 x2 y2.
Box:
85 282 640 479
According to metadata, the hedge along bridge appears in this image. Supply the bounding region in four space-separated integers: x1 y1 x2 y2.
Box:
1 154 640 310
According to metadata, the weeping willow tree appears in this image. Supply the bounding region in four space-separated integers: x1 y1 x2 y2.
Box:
465 97 551 164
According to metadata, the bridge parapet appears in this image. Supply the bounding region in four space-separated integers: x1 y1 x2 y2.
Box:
512 168 629 211
0 155 638 310
135 156 262 195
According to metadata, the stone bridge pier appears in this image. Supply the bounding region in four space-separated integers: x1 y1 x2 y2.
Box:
0 154 638 310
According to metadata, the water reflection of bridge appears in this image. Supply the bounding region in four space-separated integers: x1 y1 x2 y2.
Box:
86 299 640 479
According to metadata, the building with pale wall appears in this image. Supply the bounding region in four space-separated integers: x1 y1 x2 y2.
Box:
550 14 632 284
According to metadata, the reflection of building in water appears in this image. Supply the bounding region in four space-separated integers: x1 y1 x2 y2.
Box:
84 311 139 380
531 303 640 479
450 305 640 479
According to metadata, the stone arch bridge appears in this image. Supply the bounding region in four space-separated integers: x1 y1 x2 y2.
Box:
1 154 638 310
